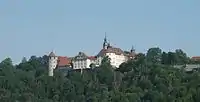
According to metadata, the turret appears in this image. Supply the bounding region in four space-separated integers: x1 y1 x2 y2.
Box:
48 51 58 76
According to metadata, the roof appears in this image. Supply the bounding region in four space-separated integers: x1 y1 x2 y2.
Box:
73 52 88 60
97 46 124 56
88 56 97 60
191 56 200 61
49 52 56 57
73 52 97 61
57 56 71 67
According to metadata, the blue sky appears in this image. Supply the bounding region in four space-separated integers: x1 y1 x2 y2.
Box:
0 0 200 64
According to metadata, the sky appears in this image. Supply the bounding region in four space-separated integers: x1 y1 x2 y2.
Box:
0 0 200 64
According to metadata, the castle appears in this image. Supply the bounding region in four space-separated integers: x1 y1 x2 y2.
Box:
48 35 136 76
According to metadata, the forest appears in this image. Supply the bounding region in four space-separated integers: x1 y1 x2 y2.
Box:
0 47 200 102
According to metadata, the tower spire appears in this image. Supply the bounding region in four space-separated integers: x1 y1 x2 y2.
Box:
103 32 108 49
104 32 107 42
131 45 135 53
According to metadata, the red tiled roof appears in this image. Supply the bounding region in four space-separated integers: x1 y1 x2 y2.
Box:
191 56 200 61
88 56 96 60
57 56 71 67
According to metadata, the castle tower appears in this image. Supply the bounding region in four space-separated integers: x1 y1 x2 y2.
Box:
48 51 58 76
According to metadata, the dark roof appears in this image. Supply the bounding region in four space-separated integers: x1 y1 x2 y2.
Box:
49 52 56 57
73 52 97 61
73 52 88 60
97 46 124 56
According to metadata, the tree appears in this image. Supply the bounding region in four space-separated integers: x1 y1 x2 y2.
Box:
97 56 114 85
21 57 27 63
146 47 162 64
101 56 111 67
0 58 13 69
175 49 189 64
0 48 200 102
167 52 176 65
118 61 133 73
135 53 146 64
89 63 96 69
161 52 168 65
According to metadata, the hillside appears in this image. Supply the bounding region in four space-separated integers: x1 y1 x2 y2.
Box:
0 48 200 102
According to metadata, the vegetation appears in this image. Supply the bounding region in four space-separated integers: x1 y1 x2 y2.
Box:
0 48 200 102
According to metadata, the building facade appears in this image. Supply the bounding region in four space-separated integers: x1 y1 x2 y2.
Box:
71 35 136 69
97 47 127 68
48 35 136 76
96 35 136 68
72 52 96 69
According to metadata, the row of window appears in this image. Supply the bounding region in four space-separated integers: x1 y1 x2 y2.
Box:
74 65 87 69
73 61 87 69
74 62 87 66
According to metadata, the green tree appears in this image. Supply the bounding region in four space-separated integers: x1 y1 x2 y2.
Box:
146 47 162 64
21 57 27 63
97 56 114 86
0 49 200 102
101 56 111 67
175 49 189 64
0 58 13 69
89 63 96 69
161 52 168 65
167 52 176 65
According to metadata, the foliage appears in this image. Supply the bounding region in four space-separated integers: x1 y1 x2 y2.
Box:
0 48 200 102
